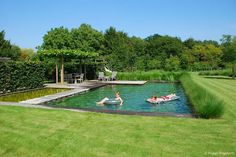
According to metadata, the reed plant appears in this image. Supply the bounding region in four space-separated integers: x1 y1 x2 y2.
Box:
117 70 183 81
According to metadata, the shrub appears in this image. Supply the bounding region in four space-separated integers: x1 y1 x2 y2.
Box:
180 73 224 118
199 69 232 77
0 61 45 93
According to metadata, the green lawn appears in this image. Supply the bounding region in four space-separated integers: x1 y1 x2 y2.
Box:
0 75 236 157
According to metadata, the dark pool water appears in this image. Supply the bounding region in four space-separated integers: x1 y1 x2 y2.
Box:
48 83 192 114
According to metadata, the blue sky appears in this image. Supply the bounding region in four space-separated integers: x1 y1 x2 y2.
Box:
1 0 236 49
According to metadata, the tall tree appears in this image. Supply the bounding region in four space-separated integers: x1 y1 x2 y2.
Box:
0 30 20 60
40 26 100 83
130 37 147 70
165 55 181 71
71 24 104 53
41 27 72 50
203 40 219 47
20 48 36 61
204 44 223 70
221 35 236 78
181 48 196 70
184 38 195 49
104 27 133 71
146 35 184 57
145 35 184 68
190 44 223 70
41 27 73 83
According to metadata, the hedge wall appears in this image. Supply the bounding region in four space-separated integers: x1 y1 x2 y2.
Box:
0 61 45 93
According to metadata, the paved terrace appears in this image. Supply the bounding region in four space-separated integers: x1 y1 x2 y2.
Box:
18 80 147 105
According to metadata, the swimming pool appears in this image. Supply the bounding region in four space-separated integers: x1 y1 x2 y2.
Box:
48 83 192 115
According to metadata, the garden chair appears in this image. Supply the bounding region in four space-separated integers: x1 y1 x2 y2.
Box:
110 71 117 81
76 73 84 83
98 72 105 81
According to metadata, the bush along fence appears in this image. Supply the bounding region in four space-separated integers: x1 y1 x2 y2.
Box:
0 61 45 94
116 70 183 81
198 69 233 77
180 73 224 118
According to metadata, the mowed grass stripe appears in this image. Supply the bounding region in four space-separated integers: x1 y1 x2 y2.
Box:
201 79 236 98
198 79 236 104
206 79 236 93
193 75 236 101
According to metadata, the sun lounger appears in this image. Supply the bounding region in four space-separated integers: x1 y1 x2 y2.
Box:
98 72 105 81
110 71 117 81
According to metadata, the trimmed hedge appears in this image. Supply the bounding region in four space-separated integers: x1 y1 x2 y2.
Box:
198 69 232 77
117 70 183 81
0 61 45 93
180 73 224 118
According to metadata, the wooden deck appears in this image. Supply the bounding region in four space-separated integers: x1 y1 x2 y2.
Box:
21 81 106 105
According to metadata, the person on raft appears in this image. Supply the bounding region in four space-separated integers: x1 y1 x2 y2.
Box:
97 92 123 105
161 93 176 100
147 93 176 103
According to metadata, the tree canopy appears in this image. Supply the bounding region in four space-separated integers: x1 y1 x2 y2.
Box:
38 49 98 59
39 24 236 72
221 35 236 63
0 30 21 60
71 24 104 53
41 27 72 50
39 25 100 84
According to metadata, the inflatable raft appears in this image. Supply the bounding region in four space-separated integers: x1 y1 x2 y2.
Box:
146 96 180 104
104 99 121 105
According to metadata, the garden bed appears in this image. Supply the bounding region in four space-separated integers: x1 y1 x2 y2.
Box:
0 88 70 102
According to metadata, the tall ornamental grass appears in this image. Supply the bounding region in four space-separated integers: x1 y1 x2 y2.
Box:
180 73 224 118
117 70 183 81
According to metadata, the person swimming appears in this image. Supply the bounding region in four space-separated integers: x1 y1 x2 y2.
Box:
147 93 176 103
97 92 123 105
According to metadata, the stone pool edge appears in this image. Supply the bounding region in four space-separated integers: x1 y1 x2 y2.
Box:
41 104 195 118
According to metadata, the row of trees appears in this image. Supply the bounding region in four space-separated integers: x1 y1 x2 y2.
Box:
39 24 236 72
1 24 236 73
0 31 36 61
